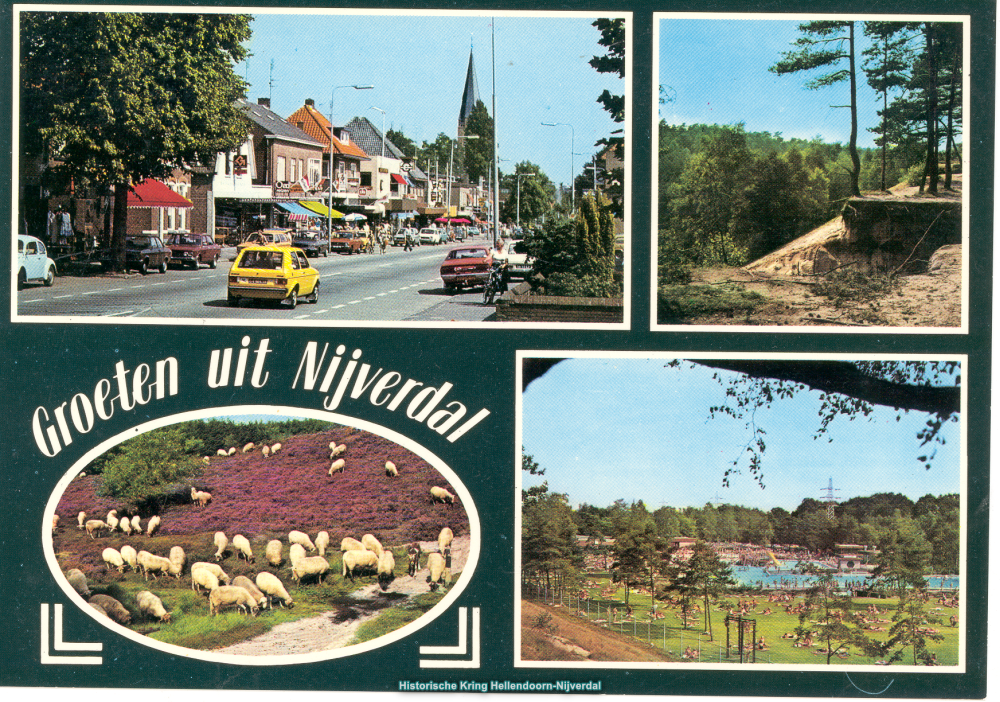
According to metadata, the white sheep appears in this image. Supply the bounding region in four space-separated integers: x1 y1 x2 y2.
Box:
361 534 383 558
85 519 108 539
426 552 451 592
89 602 109 618
262 445 271 458
77 511 86 530
102 547 125 572
119 517 132 536
315 531 330 557
137 550 172 581
136 590 171 623
209 585 259 617
328 458 346 476
146 515 161 536
289 543 307 567
292 555 331 584
288 530 316 552
106 510 119 532
430 486 456 505
270 442 282 455
342 549 378 581
52 514 60 531
131 515 142 534
66 569 91 598
329 443 346 459
190 566 220 594
256 572 294 608
227 446 237 456
213 531 228 560
190 487 212 507
242 442 255 453
232 575 269 610
438 527 454 567
377 550 396 591
232 534 254 563
341 537 364 553
385 460 398 477
216 448 228 457
168 546 186 578
120 544 138 572
203 456 211 465
265 539 283 567
191 561 230 585
89 594 131 625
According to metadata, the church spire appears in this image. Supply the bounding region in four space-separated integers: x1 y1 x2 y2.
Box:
458 46 480 136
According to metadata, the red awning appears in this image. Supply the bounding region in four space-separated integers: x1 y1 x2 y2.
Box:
390 173 408 185
127 179 194 209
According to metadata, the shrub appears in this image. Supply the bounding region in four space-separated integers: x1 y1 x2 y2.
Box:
657 284 765 323
540 272 622 298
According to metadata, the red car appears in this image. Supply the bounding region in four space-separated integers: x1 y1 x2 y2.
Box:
166 233 222 269
440 245 492 291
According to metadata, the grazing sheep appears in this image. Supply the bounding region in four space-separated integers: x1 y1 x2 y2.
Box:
270 442 282 455
131 515 142 534
430 486 456 505
85 519 108 539
361 534 384 558
136 591 171 623
190 487 212 507
232 575 268 610
227 447 237 456
191 561 230 585
52 514 60 531
288 530 316 552
407 544 421 577
385 461 398 477
233 534 254 563
262 445 271 458
89 602 109 618
137 551 172 581
256 572 294 609
342 549 379 581
106 510 119 532
202 456 211 465
89 594 131 625
66 569 91 598
213 531 228 561
438 527 454 568
209 585 259 617
216 448 228 456
265 540 284 567
146 515 161 536
120 545 138 572
103 547 125 572
341 537 364 553
77 511 86 530
292 555 331 584
190 566 220 594
329 443 346 459
315 531 330 557
119 517 132 536
242 442 255 453
168 546 186 578
289 543 307 567
426 552 451 592
328 458 346 476
377 550 396 591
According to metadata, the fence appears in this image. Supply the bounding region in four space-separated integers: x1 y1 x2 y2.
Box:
522 582 773 664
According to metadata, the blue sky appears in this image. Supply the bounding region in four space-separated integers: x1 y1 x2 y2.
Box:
241 12 624 188
659 18 895 148
521 358 962 512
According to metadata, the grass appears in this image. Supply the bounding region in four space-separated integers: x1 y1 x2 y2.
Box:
351 591 446 645
658 283 765 323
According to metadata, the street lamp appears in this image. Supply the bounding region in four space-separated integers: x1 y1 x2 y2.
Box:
326 84 373 238
448 134 479 228
577 153 600 196
514 170 536 229
369 106 387 208
541 121 575 212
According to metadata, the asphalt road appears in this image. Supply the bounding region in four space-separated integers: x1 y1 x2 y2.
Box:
17 241 498 323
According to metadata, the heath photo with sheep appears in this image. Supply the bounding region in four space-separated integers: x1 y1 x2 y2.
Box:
48 414 474 659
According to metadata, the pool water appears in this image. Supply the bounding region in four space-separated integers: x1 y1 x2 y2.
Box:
731 565 958 590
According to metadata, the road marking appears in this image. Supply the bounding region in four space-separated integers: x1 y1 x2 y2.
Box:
82 291 100 295
293 313 310 319
20 298 41 303
376 292 387 297
363 296 375 301
53 294 74 299
348 300 360 305
151 282 167 286
316 309 329 314
332 304 346 309
107 288 123 292
388 289 399 294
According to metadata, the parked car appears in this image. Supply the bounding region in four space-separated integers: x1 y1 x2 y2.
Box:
235 229 293 257
466 226 481 239
292 230 330 257
453 226 467 242
166 233 222 269
393 228 419 247
16 235 56 289
440 244 493 291
493 240 534 280
419 227 441 245
227 245 319 308
438 229 452 245
122 235 171 274
330 230 366 254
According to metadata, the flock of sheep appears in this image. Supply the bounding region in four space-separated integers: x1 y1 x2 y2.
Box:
55 435 461 643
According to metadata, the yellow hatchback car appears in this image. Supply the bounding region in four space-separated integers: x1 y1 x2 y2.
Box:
228 244 320 308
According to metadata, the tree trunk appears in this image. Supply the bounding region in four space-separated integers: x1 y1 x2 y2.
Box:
943 40 960 190
847 22 862 197
923 24 939 195
111 181 129 272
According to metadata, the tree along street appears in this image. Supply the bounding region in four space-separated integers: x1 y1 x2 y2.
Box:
17 245 497 322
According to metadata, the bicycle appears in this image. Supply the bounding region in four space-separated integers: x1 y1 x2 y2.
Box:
483 260 509 305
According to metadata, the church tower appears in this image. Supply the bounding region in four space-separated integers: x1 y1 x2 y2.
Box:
458 45 480 140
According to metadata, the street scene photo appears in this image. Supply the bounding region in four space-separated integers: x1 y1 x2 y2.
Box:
519 356 963 667
655 16 966 329
16 10 627 324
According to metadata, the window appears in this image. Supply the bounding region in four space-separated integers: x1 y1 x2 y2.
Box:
360 172 372 188
309 159 321 185
276 155 286 183
290 159 297 182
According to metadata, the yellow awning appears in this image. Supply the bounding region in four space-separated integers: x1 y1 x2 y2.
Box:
297 200 344 218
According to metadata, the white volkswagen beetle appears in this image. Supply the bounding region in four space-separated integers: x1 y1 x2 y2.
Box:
17 235 57 289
